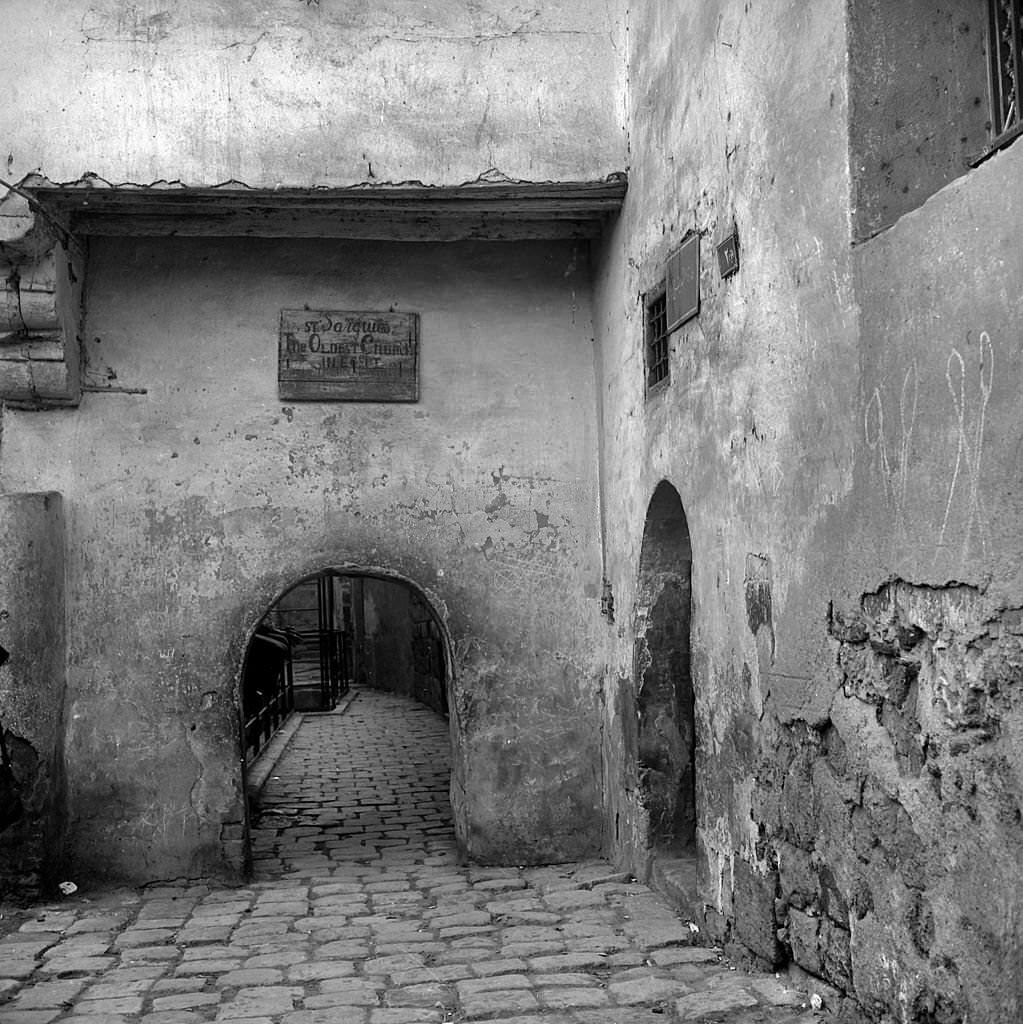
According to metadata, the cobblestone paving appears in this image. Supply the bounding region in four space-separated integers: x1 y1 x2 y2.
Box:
0 687 827 1023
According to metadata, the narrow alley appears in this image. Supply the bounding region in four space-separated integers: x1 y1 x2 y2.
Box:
1 688 827 1024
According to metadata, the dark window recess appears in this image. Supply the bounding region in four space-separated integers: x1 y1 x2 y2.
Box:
645 291 669 392
987 0 1023 150
848 1 989 241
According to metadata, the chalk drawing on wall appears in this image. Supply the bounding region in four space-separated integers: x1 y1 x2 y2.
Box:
864 360 919 540
937 331 993 562
864 331 994 565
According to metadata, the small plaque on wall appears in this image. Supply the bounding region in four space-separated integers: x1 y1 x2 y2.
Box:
717 228 740 278
665 234 700 331
278 310 419 402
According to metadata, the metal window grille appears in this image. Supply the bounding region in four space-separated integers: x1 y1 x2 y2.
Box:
988 0 1023 145
646 291 669 391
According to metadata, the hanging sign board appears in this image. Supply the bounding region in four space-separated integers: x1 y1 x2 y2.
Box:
665 234 700 331
278 310 419 402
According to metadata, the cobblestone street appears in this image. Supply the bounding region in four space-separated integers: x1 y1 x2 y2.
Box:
0 688 827 1024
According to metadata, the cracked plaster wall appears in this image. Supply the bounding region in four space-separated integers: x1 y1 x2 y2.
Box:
0 0 626 188
817 139 1023 1024
0 492 68 895
0 236 606 882
592 0 857 903
592 1 1023 1021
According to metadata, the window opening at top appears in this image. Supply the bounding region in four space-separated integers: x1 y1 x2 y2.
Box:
988 0 1023 150
645 289 669 393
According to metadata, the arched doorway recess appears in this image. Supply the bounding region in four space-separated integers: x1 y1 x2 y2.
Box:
240 570 450 765
634 482 696 865
237 569 455 871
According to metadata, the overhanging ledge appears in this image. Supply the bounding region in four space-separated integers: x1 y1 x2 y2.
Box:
22 174 628 242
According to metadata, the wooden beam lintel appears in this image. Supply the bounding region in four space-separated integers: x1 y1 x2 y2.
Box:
70 215 604 241
24 178 627 240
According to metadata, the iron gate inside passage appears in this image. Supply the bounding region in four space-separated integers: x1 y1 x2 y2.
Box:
242 571 353 760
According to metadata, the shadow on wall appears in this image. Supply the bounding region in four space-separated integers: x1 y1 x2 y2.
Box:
0 692 64 897
0 640 24 830
359 576 448 715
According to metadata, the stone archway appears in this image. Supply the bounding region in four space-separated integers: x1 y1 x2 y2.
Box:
236 566 459 864
634 481 695 858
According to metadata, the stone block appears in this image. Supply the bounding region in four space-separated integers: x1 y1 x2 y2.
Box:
787 907 822 976
607 968 691 1005
700 906 729 945
649 946 719 966
285 1012 369 1024
731 859 782 967
538 987 609 1009
779 766 818 849
460 988 538 1017
214 968 284 987
456 974 531 997
152 993 223 1012
749 976 805 1006
383 982 453 1007
819 918 852 990
0 1010 62 1024
776 841 818 909
471 958 529 977
370 1010 444 1024
817 863 849 924
674 987 758 1019
8 979 85 1008
527 952 608 972
74 995 145 1013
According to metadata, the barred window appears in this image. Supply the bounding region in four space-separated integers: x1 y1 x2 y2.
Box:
988 0 1023 149
645 289 669 393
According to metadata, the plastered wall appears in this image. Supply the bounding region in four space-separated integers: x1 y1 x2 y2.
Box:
0 236 606 880
0 0 625 886
2 2 1021 1019
0 0 626 188
827 141 1023 1024
0 492 68 895
593 2 1023 1021
593 0 857 887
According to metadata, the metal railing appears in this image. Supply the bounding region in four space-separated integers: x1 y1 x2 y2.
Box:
242 628 295 761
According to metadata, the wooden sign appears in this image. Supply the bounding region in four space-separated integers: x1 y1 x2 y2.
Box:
278 310 419 402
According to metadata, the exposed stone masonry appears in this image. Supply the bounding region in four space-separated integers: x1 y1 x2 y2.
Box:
748 582 1023 1022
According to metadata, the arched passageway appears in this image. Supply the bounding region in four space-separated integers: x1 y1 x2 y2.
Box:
238 571 454 874
634 482 696 866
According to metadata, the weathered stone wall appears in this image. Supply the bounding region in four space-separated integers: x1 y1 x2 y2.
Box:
594 2 1023 1022
0 0 626 188
820 141 1023 1024
2 3 1019 1019
593 0 857 906
0 0 624 888
0 236 605 882
0 492 68 896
